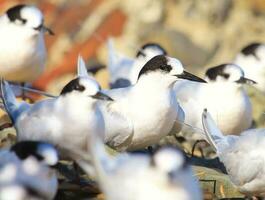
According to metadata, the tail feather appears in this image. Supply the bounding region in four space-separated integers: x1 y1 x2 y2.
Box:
77 54 90 78
107 38 134 74
107 38 134 88
107 38 118 76
1 79 18 123
202 109 225 152
1 79 30 123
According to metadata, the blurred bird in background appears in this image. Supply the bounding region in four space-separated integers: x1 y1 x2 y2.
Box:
0 141 58 200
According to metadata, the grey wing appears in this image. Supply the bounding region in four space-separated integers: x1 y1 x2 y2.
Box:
100 102 133 152
174 80 201 103
1 80 31 123
24 99 56 117
168 104 185 135
220 137 265 188
16 99 62 142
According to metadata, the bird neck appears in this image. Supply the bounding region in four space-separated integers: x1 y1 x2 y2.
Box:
59 94 96 110
136 73 176 90
208 81 244 94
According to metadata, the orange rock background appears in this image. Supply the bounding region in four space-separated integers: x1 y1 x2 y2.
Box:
1 0 265 95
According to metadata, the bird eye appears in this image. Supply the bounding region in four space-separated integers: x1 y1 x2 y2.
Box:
160 65 166 70
160 64 171 72
223 73 230 79
21 18 27 24
75 85 85 91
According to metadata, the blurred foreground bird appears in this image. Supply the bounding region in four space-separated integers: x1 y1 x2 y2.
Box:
175 63 254 140
107 38 167 88
0 4 52 83
100 55 206 151
0 56 113 158
234 43 265 93
202 109 265 198
73 121 202 200
0 141 58 200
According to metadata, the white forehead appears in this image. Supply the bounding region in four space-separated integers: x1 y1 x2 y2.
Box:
167 57 184 74
79 77 100 95
21 6 43 27
153 148 184 172
142 46 165 58
224 64 244 79
38 144 58 166
256 44 265 61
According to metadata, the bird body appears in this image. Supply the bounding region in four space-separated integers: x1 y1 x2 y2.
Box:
107 39 167 88
202 110 265 197
15 94 104 151
175 80 252 136
0 4 51 82
234 43 265 93
103 73 180 150
1 59 112 156
0 141 58 200
99 156 201 200
175 63 253 137
0 15 46 82
100 55 206 150
75 119 202 200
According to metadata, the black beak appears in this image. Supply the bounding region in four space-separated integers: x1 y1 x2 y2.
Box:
43 25 54 35
92 91 113 101
34 24 54 35
235 77 257 84
176 71 207 83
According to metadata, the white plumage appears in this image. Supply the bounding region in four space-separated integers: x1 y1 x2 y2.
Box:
100 55 206 150
74 120 202 200
1 56 112 157
0 141 58 200
175 63 253 138
234 43 265 93
202 109 265 197
0 4 51 83
107 39 167 88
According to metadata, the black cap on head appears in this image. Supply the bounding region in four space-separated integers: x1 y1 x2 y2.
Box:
205 64 230 81
241 43 262 59
6 4 27 23
136 43 167 58
11 141 58 167
11 141 45 161
137 55 171 80
60 78 85 95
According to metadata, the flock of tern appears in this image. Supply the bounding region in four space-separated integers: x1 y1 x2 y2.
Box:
0 3 265 200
